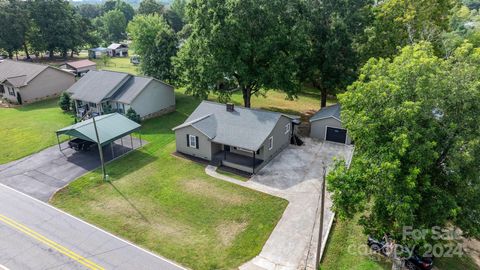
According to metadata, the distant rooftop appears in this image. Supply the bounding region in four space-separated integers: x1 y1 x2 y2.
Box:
66 59 96 70
0 60 72 87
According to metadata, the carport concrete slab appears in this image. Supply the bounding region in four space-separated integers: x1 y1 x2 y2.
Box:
236 138 354 270
0 136 146 202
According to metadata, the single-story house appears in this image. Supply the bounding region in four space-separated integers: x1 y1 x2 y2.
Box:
309 104 352 144
172 101 299 173
61 59 97 76
67 70 175 120
0 60 75 104
88 47 108 59
107 43 128 57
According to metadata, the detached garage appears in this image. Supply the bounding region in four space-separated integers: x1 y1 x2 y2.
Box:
309 104 352 144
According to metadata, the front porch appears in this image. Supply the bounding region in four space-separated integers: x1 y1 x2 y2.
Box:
212 151 263 174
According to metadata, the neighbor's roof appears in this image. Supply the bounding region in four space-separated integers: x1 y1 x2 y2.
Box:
108 43 127 50
173 101 299 151
67 70 130 103
56 113 141 146
0 60 62 87
90 47 107 52
310 104 342 122
111 76 153 104
66 59 96 70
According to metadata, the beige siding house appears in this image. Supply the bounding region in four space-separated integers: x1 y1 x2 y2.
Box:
0 60 75 104
173 101 299 174
67 70 175 120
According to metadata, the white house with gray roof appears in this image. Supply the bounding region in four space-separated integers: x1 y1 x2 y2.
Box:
173 101 299 173
67 70 175 119
309 104 352 144
0 60 75 104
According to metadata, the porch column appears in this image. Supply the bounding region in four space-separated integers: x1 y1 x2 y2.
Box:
252 151 256 174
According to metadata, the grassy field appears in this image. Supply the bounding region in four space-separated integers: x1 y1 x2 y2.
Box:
321 216 479 270
0 99 75 164
51 93 289 269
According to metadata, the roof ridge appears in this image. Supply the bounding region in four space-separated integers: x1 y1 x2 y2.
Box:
200 100 298 119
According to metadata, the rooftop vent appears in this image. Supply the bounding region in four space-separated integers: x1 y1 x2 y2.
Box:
226 103 234 112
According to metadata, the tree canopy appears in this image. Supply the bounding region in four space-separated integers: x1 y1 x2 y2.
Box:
328 42 480 244
128 14 178 83
138 0 164 15
174 0 307 107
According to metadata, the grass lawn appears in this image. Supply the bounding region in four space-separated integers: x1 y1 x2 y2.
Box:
321 216 479 270
51 93 289 269
0 98 75 164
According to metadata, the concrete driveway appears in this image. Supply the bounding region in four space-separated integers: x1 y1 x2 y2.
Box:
0 137 145 202
207 138 354 270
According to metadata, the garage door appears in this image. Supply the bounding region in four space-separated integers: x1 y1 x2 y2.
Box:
325 127 347 144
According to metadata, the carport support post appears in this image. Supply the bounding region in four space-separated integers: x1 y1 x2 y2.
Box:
92 116 106 181
316 165 327 269
56 134 61 151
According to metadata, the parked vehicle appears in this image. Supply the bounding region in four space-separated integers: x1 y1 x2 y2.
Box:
68 138 95 151
130 55 140 65
367 236 434 270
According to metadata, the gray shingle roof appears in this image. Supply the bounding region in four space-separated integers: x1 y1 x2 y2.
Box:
310 104 342 122
173 101 298 151
67 70 130 104
0 60 48 86
112 76 153 104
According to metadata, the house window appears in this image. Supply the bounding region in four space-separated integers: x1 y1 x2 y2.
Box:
8 87 15 96
89 102 97 108
285 123 291 134
188 134 197 149
268 136 273 150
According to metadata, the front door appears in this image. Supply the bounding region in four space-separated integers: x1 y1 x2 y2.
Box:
224 145 230 152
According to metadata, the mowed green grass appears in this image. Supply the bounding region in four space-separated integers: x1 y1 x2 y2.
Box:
51 93 289 269
321 216 479 270
0 99 75 164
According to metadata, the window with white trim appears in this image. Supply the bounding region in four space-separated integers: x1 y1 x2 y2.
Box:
8 87 15 96
285 123 291 134
189 134 197 148
268 136 273 150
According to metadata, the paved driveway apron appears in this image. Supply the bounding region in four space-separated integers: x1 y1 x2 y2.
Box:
0 138 144 202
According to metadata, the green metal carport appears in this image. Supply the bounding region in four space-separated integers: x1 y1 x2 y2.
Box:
56 113 142 180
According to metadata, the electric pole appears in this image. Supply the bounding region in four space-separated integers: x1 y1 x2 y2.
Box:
92 116 106 181
316 164 327 269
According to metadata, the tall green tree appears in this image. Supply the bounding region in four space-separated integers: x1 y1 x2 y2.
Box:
128 15 177 83
101 9 127 43
103 0 135 22
75 3 103 19
171 0 188 23
328 42 480 245
138 0 163 15
28 0 77 58
0 0 30 59
174 0 307 108
300 0 372 107
360 0 457 60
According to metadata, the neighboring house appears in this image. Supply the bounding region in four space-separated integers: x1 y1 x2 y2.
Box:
61 60 97 76
309 104 352 144
107 43 128 57
0 60 75 104
88 47 108 59
67 70 175 120
172 101 299 173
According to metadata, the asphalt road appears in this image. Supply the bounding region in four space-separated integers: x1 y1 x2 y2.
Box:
0 183 185 270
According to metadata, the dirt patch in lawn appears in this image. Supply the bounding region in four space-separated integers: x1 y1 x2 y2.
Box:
182 179 251 205
216 220 248 246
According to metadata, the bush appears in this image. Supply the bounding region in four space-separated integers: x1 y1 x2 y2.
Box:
126 107 141 123
58 92 71 111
